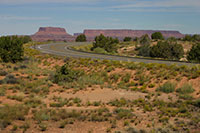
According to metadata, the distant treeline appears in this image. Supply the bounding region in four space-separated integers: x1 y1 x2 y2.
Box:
88 32 200 63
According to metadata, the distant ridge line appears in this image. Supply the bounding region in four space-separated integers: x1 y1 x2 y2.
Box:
31 27 184 42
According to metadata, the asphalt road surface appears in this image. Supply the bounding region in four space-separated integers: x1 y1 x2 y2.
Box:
35 42 198 66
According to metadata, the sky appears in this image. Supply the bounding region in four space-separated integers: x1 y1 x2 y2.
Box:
0 0 200 36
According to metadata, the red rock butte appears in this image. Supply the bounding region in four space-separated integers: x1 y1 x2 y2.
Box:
31 27 75 42
83 29 184 41
31 27 184 42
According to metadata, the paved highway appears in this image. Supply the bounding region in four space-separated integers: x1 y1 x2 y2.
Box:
35 42 198 66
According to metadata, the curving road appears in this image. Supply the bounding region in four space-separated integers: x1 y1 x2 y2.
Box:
35 42 198 66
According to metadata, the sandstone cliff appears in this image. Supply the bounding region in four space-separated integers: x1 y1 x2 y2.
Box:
83 29 184 41
31 27 75 42
31 27 184 42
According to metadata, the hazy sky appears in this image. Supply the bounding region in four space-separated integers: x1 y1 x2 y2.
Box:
0 0 200 35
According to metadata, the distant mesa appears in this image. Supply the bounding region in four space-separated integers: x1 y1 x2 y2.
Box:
31 27 184 42
83 29 184 41
31 27 75 42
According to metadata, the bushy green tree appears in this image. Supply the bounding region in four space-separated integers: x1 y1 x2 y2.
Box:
133 37 140 46
53 63 84 83
21 36 32 43
150 42 168 58
167 37 177 42
140 34 151 45
133 37 139 42
138 44 151 57
187 43 200 62
0 36 24 63
76 34 87 42
192 34 200 42
123 37 132 42
170 43 184 60
183 35 193 41
151 32 164 40
150 41 184 60
183 34 200 42
91 34 119 53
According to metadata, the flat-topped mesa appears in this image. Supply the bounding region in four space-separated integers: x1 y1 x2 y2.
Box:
37 27 67 35
83 29 184 41
31 27 75 42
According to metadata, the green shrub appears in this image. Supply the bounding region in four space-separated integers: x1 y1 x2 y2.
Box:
0 105 29 129
137 44 151 57
122 73 131 83
0 36 24 63
151 32 164 40
193 99 200 108
39 123 47 131
187 43 200 62
176 84 195 94
183 35 193 41
33 109 50 122
0 70 7 76
91 34 119 53
73 97 81 104
113 108 133 119
109 98 128 107
50 102 65 108
24 97 42 108
179 94 193 100
153 128 172 133
21 36 32 43
148 84 155 88
30 86 49 95
0 80 4 85
110 73 120 83
0 87 5 96
144 104 153 112
93 47 107 54
93 101 101 106
123 37 132 42
77 74 104 86
191 34 200 42
75 34 87 42
59 120 67 128
156 82 176 93
20 122 30 132
90 114 105 122
167 37 177 42
110 120 117 128
150 41 184 60
159 116 169 123
7 95 24 102
126 127 146 133
123 120 129 126
183 34 200 42
53 63 84 83
19 65 28 69
3 74 18 84
140 34 151 45
50 109 82 121
105 66 114 72
137 75 149 85
12 125 18 131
